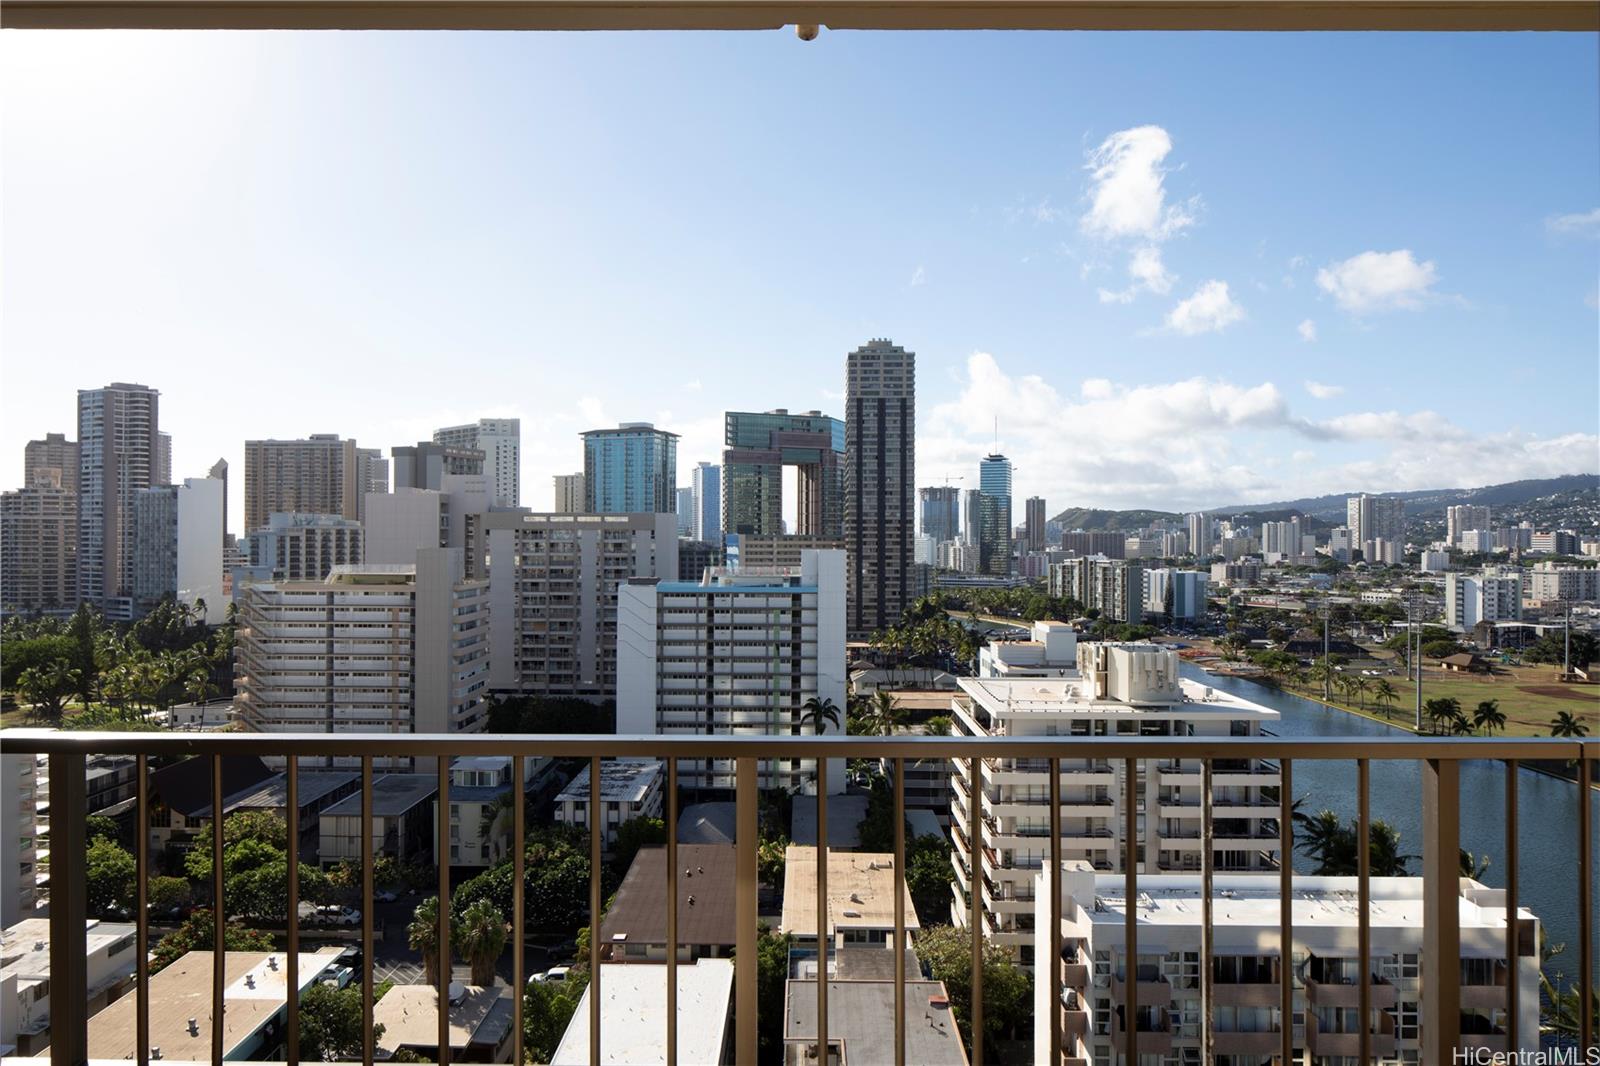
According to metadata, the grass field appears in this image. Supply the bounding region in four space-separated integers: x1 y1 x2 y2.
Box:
1279 664 1597 737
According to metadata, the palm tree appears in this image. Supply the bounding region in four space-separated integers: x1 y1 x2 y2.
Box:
1373 679 1398 718
799 696 841 735
1424 697 1463 736
869 691 905 735
1352 676 1371 710
408 895 448 985
1368 820 1414 876
1472 699 1507 737
17 660 79 723
1550 710 1590 738
1293 809 1348 875
454 899 507 985
1460 849 1492 879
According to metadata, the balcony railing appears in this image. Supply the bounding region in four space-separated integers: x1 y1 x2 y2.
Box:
4 730 1594 1066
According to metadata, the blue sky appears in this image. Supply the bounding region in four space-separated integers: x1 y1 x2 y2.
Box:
3 29 1596 525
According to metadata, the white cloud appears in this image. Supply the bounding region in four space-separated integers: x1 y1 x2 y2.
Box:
909 265 926 287
917 352 1598 511
1316 249 1439 313
682 379 703 393
1080 126 1197 242
1546 208 1600 236
1297 319 1317 342
1098 245 1175 304
1304 380 1342 399
1164 280 1244 335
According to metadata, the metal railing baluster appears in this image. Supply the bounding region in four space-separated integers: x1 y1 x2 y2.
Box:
1279 758 1293 1066
512 754 526 1066
48 750 87 1066
286 755 300 1066
971 754 984 1066
1505 758 1519 1052
817 757 829 1064
1422 757 1462 1061
735 756 758 1064
588 754 601 1066
363 756 376 1066
211 754 225 1065
1048 756 1062 1066
1201 758 1214 1065
1123 756 1137 1065
135 753 149 1066
438 755 451 1066
1581 752 1593 1052
665 757 678 1066
1358 758 1371 1065
893 756 907 1066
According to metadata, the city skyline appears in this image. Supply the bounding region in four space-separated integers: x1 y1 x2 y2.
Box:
4 31 1597 520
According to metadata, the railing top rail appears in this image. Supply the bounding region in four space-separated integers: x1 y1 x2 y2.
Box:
2 729 1593 761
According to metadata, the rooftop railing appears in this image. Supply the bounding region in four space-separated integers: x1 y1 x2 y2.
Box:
5 730 1595 1066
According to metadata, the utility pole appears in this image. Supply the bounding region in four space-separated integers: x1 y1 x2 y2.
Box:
1564 604 1573 678
1322 603 1331 701
1412 595 1424 732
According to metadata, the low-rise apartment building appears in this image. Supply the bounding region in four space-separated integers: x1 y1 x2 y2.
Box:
553 759 665 847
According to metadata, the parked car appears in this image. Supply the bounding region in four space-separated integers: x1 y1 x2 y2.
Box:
529 965 572 985
374 889 398 903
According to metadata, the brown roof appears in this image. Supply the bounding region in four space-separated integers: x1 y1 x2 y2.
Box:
1441 653 1482 667
600 844 737 947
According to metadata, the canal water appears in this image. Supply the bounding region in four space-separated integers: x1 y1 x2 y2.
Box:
1187 663 1598 990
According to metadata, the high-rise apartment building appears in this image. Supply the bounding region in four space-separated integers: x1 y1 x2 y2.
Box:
1033 866 1541 1065
233 549 490 765
582 423 678 513
1346 493 1405 562
24 433 78 494
0 755 38 925
918 486 961 545
977 454 1013 576
1530 530 1581 556
246 513 365 582
1527 562 1600 603
951 643 1280 960
692 462 721 542
721 410 844 537
1447 504 1492 546
1260 516 1304 561
962 489 982 547
1050 556 1145 622
433 418 520 507
131 476 226 622
243 434 361 534
1060 531 1126 559
675 487 695 537
77 383 162 616
154 432 171 487
1445 568 1524 631
482 511 677 699
618 549 847 793
1185 511 1211 559
553 473 585 513
844 339 915 637
1144 568 1209 620
3 434 80 617
392 440 484 490
1024 496 1047 552
362 476 491 572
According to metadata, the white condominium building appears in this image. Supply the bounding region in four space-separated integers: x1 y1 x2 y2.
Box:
434 418 521 508
483 511 677 700
978 619 1078 678
1444 568 1524 631
1034 864 1540 1065
247 512 364 582
617 549 846 793
1447 504 1492 546
1526 561 1600 603
233 549 489 766
950 643 1280 962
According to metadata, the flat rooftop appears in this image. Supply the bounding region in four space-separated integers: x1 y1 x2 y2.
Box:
551 958 734 1065
790 794 867 848
1071 873 1530 941
53 949 343 1060
321 773 437 818
556 758 663 804
374 984 513 1057
958 675 1279 720
780 847 920 938
784 979 968 1066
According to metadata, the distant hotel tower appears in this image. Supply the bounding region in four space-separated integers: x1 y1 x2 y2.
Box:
844 339 915 637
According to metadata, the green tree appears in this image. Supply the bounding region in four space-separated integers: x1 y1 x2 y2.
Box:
523 980 582 1063
148 875 192 913
609 816 667 880
1373 679 1398 717
905 835 954 926
0 633 76 690
1472 699 1507 737
149 909 274 973
915 924 1032 1056
86 836 136 916
298 982 383 1061
1550 710 1590 738
16 659 79 722
454 898 508 986
923 714 952 736
408 895 448 986
752 923 792 1063
1424 697 1464 736
450 828 592 940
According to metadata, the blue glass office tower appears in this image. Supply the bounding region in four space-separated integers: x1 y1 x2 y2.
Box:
581 422 679 513
977 453 1013 576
